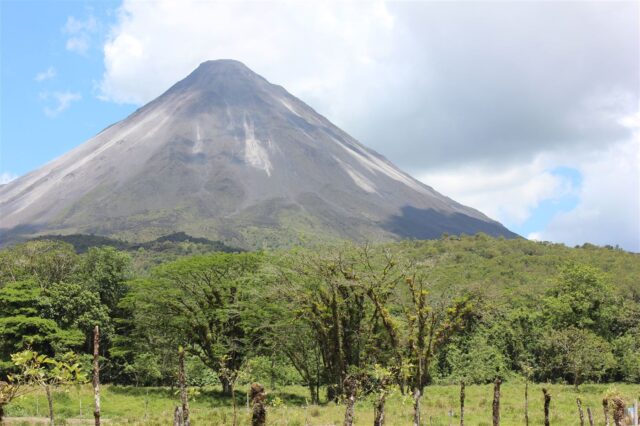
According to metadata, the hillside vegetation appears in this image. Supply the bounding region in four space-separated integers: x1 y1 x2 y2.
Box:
0 234 638 423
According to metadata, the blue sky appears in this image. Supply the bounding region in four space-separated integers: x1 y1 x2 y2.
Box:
1 1 135 177
1 1 638 250
513 167 581 237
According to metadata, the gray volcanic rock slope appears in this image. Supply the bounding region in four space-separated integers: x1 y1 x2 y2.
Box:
0 60 517 246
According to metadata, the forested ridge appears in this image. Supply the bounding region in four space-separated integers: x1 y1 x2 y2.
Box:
1 234 638 410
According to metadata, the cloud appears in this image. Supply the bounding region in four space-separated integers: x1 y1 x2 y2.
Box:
533 128 640 252
99 1 638 169
99 1 395 106
40 91 82 117
418 115 640 251
63 15 97 55
35 67 56 82
66 38 90 55
417 157 577 227
0 172 18 185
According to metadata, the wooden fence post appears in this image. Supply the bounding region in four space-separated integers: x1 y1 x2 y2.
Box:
343 376 358 426
173 406 183 426
612 397 625 426
413 388 421 426
93 325 101 426
587 407 594 426
524 380 529 426
45 384 54 426
492 378 501 426
178 347 190 426
460 381 465 426
250 383 266 426
373 377 389 426
542 388 551 426
577 398 584 426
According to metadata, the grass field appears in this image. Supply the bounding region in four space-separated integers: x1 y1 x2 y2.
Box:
3 382 639 425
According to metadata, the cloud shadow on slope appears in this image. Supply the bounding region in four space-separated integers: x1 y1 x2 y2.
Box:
383 205 520 240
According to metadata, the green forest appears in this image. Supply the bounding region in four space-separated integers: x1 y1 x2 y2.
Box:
0 234 639 424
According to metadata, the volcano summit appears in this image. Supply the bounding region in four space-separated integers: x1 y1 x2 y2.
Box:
0 60 516 247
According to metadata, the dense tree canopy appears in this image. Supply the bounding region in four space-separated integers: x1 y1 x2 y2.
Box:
0 235 638 399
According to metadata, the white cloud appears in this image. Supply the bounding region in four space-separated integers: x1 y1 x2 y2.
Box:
66 37 90 55
535 130 640 252
35 67 56 82
40 91 82 117
527 232 543 241
417 155 576 226
417 116 640 251
0 172 18 185
98 1 637 170
99 0 396 107
64 15 97 34
63 15 97 55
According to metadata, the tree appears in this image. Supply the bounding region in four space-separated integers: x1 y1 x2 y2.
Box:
443 330 508 384
0 379 27 422
128 252 262 395
0 280 83 366
0 240 78 288
275 245 379 401
78 247 131 313
40 281 111 350
10 349 87 426
539 327 615 387
612 327 640 383
122 352 163 386
543 264 616 336
402 273 476 393
259 306 324 403
363 249 481 418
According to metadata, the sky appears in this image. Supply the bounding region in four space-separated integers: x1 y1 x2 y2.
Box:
1 0 639 251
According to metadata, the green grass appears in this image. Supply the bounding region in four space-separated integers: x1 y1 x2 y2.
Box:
4 383 639 425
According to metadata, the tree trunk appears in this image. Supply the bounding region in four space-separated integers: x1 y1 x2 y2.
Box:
492 378 501 426
612 397 625 426
307 382 319 405
343 376 358 426
524 380 529 426
173 406 183 426
459 381 465 426
328 383 340 403
576 398 584 426
250 383 266 426
45 384 54 426
93 325 101 426
413 388 421 426
232 382 238 426
587 407 594 426
220 376 233 396
178 347 190 426
315 368 321 405
543 388 551 426
373 391 387 426
603 398 610 426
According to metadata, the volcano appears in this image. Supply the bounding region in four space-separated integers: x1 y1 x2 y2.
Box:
0 60 516 247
